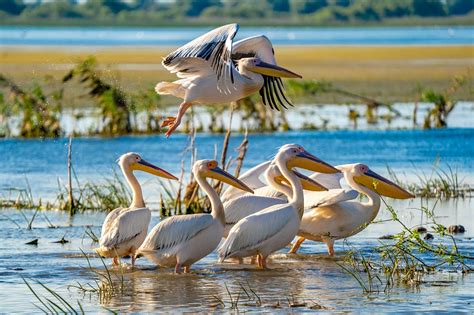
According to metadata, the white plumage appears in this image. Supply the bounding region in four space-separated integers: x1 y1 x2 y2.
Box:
219 144 338 268
95 152 177 267
290 163 414 256
156 23 301 137
137 159 253 273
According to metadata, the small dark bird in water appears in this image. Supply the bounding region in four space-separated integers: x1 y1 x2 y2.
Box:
424 233 434 240
413 226 427 233
448 225 466 234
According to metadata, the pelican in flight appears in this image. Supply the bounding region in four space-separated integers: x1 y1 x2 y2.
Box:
218 145 338 268
156 23 302 137
224 150 329 237
290 163 414 256
95 153 178 267
137 160 253 273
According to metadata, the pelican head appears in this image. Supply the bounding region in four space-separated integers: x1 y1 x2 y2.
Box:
240 57 302 78
344 163 414 199
194 160 254 193
279 144 339 174
118 152 178 180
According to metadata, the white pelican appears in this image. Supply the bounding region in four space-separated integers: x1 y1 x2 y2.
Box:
95 152 178 267
218 145 338 268
224 153 329 237
137 160 253 273
289 163 414 256
156 23 302 137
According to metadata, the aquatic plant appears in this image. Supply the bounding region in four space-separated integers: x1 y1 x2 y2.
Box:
339 200 474 294
418 73 468 129
0 74 63 138
63 56 132 136
23 277 85 314
386 160 472 199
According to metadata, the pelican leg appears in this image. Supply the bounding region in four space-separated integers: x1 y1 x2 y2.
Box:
250 256 257 265
130 248 137 268
260 255 267 269
289 237 305 254
326 240 335 256
184 266 190 273
161 117 176 127
175 263 182 274
165 101 192 137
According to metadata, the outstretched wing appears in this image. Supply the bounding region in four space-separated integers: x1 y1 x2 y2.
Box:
304 189 359 209
219 204 293 260
100 208 151 248
139 214 213 254
162 23 239 90
232 35 294 111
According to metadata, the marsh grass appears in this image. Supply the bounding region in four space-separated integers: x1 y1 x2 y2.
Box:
68 249 125 304
23 277 85 314
339 199 474 294
387 160 472 199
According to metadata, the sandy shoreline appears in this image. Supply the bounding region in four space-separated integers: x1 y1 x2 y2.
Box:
1 45 472 103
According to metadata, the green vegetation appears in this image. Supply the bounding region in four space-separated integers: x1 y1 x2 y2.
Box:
0 0 473 27
340 200 473 294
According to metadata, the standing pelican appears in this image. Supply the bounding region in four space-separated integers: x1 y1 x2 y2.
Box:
218 145 338 268
156 23 301 137
290 163 414 256
137 160 253 273
224 151 328 237
95 153 178 267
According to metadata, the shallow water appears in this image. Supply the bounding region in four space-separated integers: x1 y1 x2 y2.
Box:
0 197 473 313
1 125 474 312
1 26 473 46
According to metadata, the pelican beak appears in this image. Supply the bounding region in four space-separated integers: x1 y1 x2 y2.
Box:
354 169 414 199
252 60 302 78
132 159 178 180
288 150 339 174
209 166 254 194
276 171 328 191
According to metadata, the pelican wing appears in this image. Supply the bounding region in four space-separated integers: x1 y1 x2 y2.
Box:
221 160 271 203
309 172 344 189
100 207 125 237
162 23 239 87
219 204 292 259
99 208 151 248
224 195 286 224
232 35 293 111
139 214 213 253
304 188 359 209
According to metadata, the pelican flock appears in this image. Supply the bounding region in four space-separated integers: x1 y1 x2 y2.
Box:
94 24 415 273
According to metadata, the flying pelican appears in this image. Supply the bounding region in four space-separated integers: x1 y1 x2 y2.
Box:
95 152 178 267
224 151 329 237
289 163 414 256
218 145 338 268
137 160 253 273
156 23 302 137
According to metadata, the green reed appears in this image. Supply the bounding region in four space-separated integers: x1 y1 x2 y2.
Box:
339 199 474 294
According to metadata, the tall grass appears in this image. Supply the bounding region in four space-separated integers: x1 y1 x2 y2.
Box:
387 159 472 199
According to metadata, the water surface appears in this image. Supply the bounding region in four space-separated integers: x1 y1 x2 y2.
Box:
1 26 473 46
